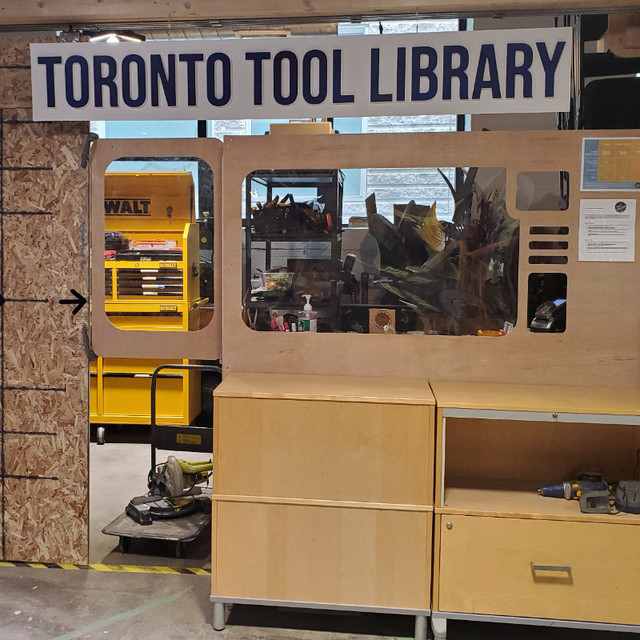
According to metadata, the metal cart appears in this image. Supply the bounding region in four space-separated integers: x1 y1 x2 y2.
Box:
102 363 221 558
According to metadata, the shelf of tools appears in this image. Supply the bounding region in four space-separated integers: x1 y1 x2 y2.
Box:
244 169 344 332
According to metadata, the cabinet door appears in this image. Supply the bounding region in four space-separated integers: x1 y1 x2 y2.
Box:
213 500 431 610
437 514 640 625
215 397 433 505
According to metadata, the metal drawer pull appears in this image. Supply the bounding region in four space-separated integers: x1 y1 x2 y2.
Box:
530 562 572 575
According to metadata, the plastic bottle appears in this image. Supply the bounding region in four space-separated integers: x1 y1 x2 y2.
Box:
299 295 317 332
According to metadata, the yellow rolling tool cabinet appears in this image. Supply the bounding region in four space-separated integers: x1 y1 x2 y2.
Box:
90 172 205 436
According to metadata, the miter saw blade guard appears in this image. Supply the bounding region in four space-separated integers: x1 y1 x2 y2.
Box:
148 455 188 498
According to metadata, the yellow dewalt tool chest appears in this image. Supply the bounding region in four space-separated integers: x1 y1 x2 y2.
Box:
91 172 205 428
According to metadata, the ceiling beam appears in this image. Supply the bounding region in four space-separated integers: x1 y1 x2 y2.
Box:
0 0 637 29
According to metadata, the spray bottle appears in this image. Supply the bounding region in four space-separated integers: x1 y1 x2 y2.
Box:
299 295 317 332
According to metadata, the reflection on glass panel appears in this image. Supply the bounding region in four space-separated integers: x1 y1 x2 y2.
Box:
516 171 570 211
242 167 519 336
104 157 214 332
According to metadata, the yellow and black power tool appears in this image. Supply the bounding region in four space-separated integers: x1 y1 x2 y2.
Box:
126 456 212 525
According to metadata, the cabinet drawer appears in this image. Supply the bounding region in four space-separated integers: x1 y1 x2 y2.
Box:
213 500 431 610
437 515 640 625
215 397 433 505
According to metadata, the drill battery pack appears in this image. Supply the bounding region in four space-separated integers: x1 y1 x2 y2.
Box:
615 480 640 514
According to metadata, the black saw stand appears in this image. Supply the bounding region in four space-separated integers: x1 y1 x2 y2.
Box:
102 363 221 558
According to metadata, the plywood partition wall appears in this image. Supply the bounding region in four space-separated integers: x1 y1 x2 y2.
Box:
89 138 223 360
221 130 640 387
0 36 89 562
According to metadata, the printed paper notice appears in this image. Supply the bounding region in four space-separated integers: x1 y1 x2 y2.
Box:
579 199 636 262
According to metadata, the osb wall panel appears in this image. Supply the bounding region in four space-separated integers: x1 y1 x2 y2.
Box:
221 131 640 389
0 36 89 563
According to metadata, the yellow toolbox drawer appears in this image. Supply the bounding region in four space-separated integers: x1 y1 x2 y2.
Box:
437 514 640 625
213 499 432 611
103 374 185 420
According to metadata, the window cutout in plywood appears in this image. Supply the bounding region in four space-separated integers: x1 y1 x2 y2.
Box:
529 255 568 264
104 157 214 332
530 226 569 235
242 166 519 336
529 241 569 250
528 273 567 333
516 171 569 211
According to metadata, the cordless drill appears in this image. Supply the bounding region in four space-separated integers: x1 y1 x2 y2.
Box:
538 473 609 500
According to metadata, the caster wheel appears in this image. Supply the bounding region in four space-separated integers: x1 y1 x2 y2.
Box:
176 542 184 558
97 426 106 445
119 536 130 553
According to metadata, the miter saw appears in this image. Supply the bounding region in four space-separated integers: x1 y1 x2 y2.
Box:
126 455 212 525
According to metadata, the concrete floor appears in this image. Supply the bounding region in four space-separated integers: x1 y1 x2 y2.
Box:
89 438 211 568
20 433 627 640
3 565 640 640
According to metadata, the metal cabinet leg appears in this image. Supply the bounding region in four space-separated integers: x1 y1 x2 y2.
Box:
431 616 447 640
414 614 428 640
213 601 226 631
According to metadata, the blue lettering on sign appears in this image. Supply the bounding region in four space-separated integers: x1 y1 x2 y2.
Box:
150 54 176 107
536 41 565 97
178 53 204 106
64 55 89 108
122 54 146 107
206 53 231 106
506 43 533 99
246 51 270 105
38 56 62 107
411 46 438 101
443 45 469 100
93 55 118 107
472 44 501 99
370 48 392 102
396 47 406 102
274 50 298 106
302 50 328 105
333 50 354 103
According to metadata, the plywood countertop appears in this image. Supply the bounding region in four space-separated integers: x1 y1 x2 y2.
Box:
215 372 434 405
430 380 640 416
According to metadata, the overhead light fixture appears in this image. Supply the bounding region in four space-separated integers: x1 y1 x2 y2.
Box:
89 30 146 43
234 29 291 39
59 29 87 43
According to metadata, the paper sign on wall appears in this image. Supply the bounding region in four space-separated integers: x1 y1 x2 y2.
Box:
579 199 636 262
30 27 572 121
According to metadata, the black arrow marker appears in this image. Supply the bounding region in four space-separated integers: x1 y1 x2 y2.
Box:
59 289 87 315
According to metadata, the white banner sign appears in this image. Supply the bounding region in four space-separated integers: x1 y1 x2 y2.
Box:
30 27 571 121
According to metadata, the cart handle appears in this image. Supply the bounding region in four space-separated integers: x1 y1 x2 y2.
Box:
150 363 222 470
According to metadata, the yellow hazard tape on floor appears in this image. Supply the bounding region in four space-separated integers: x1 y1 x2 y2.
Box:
0 560 210 575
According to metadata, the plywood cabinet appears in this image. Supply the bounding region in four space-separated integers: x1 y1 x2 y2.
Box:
431 381 640 638
211 373 435 628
